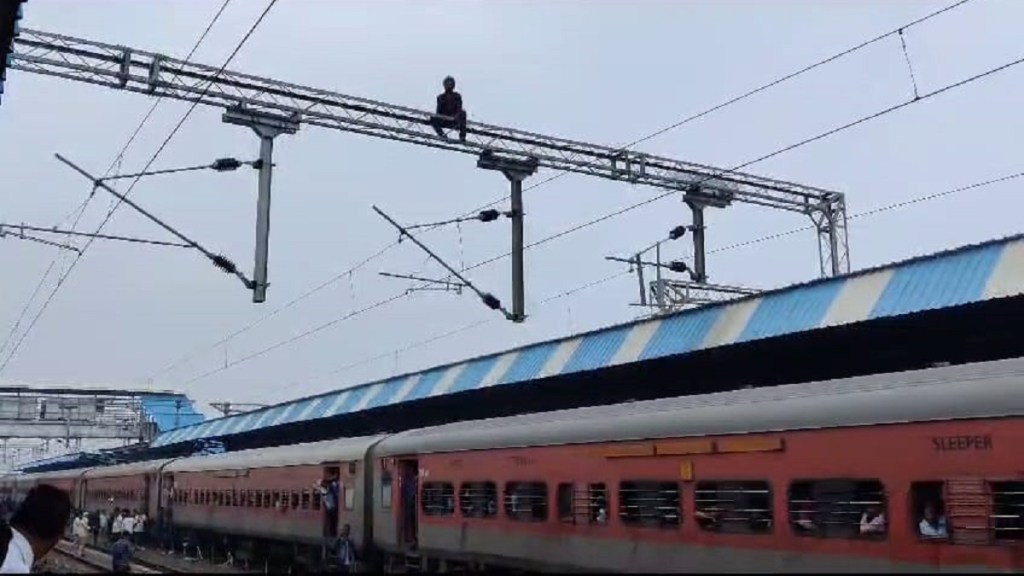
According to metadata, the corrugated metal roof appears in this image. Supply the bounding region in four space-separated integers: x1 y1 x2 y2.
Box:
152 234 1024 448
140 394 204 432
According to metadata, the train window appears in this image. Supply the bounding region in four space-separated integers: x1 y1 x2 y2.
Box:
301 490 311 510
459 482 498 519
910 481 949 541
694 480 773 534
233 490 240 507
343 484 356 511
290 491 300 509
619 481 681 529
504 482 548 522
421 482 455 516
380 472 392 510
557 483 607 525
312 488 322 511
990 481 1024 541
263 491 272 508
789 479 887 540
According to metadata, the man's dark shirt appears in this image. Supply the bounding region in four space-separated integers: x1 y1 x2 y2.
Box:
436 91 463 117
111 538 134 570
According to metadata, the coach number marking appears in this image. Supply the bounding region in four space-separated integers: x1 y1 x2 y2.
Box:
931 435 992 452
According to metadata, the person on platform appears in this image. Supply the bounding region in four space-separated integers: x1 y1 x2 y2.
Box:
430 76 468 142
112 510 124 542
121 511 136 544
0 484 73 574
110 531 134 573
73 513 89 556
335 524 358 573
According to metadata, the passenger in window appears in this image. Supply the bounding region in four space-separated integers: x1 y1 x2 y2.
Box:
859 506 886 535
695 509 718 530
595 507 607 524
919 503 948 538
792 509 816 534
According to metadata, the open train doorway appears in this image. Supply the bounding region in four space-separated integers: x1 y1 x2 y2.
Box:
397 459 418 549
321 466 340 538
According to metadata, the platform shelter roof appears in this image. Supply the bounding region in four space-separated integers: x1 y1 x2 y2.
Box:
151 234 1024 449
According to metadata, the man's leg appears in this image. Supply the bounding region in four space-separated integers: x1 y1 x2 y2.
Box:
430 116 447 138
456 110 467 142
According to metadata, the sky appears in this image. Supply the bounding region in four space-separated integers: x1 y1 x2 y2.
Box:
1 0 1022 428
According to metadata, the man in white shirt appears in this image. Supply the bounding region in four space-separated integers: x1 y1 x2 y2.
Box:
112 511 124 540
0 484 73 573
121 512 136 544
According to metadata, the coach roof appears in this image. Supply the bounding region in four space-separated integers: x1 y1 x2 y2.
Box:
374 357 1024 456
165 434 388 473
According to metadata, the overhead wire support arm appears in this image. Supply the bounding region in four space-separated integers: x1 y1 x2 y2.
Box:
0 228 80 253
372 205 514 321
53 153 256 291
378 271 466 294
97 157 262 183
9 27 849 278
0 223 193 248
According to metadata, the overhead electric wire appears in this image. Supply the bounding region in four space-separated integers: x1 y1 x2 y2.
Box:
0 0 235 363
0 0 278 376
301 269 633 391
178 48 1024 386
295 167 1024 392
708 170 1024 254
146 0 973 384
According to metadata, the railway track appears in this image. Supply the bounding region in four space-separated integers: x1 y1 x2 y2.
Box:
48 540 169 573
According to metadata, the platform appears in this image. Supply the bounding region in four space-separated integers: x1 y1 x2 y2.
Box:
149 233 1024 451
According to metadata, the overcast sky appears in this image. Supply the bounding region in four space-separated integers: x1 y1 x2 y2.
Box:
1 0 1021 418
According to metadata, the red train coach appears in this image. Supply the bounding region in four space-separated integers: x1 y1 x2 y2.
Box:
372 359 1024 572
81 461 166 520
162 435 384 566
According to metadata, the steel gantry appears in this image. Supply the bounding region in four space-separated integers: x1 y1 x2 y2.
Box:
8 27 850 311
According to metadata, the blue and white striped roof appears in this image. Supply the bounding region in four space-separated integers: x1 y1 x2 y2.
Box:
152 234 1024 448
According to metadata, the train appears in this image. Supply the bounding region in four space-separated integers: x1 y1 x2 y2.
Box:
2 357 1023 572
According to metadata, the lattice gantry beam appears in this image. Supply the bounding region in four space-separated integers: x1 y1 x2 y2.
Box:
9 27 850 276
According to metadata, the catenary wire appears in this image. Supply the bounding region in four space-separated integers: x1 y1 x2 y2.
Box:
0 0 236 362
147 0 973 382
179 50 1023 386
0 0 279 376
295 167 1024 392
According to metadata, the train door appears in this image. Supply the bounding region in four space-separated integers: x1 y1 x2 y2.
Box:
322 465 340 538
397 459 418 548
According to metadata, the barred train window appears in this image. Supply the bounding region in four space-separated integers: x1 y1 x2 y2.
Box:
421 482 455 516
990 481 1024 541
301 489 311 510
789 479 887 539
504 482 548 522
694 480 773 534
290 491 300 509
619 481 681 529
459 482 498 518
557 483 608 525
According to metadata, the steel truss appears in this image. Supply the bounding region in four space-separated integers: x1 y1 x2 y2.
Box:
10 28 850 277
